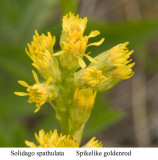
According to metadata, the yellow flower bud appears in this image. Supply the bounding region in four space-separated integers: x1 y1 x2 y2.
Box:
73 88 96 109
14 71 58 113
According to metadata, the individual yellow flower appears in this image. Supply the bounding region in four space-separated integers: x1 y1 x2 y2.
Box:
25 129 102 147
73 88 97 109
14 70 58 113
74 66 110 88
55 12 105 70
26 30 61 81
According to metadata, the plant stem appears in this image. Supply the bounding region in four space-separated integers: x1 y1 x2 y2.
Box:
49 101 56 111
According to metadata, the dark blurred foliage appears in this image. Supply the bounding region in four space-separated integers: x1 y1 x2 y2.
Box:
0 0 158 147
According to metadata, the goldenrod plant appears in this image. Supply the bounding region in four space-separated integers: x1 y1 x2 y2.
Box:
15 12 135 147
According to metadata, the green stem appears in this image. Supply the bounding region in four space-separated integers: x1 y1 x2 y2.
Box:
52 69 85 143
55 94 69 134
49 101 57 111
57 111 69 134
70 123 84 144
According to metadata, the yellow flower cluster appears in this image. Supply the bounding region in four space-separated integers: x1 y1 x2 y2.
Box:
25 129 102 148
15 12 135 147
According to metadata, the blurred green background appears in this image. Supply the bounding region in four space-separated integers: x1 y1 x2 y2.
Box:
0 0 158 147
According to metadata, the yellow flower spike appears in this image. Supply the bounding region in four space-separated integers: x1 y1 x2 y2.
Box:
25 129 102 148
14 71 59 113
59 12 105 70
26 30 61 81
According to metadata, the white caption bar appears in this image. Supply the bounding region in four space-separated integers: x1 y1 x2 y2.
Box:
1 148 158 160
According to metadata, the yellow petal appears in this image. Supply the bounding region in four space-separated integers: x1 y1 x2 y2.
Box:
83 137 102 148
38 129 45 145
34 106 41 113
32 70 39 83
14 92 28 96
127 62 135 69
53 50 65 56
84 54 98 63
123 41 129 47
46 77 53 84
88 30 100 38
77 57 86 69
18 81 29 87
52 35 56 46
87 38 105 47
32 63 40 70
25 140 37 148
35 30 39 37
25 48 30 56
35 133 40 144
124 72 134 79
